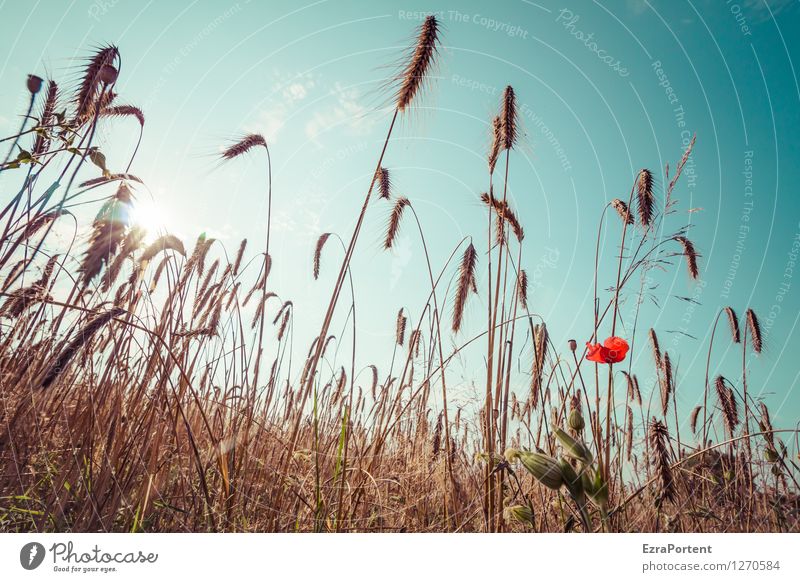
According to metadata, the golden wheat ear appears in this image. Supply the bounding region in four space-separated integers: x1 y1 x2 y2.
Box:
32 81 58 156
516 270 528 311
723 306 740 343
500 85 518 151
674 236 700 280
396 308 407 346
648 328 662 367
384 197 410 250
395 15 440 112
451 243 477 333
745 308 762 353
689 406 702 434
636 168 654 227
660 351 673 416
377 167 392 199
715 375 739 435
611 198 634 225
313 233 332 280
39 307 124 389
219 133 267 160
648 418 675 505
488 115 502 174
100 104 144 127
74 45 120 123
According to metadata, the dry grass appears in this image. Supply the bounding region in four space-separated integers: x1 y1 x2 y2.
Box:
0 20 798 534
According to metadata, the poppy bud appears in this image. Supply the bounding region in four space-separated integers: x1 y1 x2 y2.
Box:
765 448 779 463
516 451 563 490
582 468 608 509
558 458 584 501
99 64 118 84
568 339 577 352
27 75 43 94
568 409 585 432
553 426 593 464
503 504 535 526
473 452 492 466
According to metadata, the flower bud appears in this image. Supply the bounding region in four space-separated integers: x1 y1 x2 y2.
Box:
558 458 585 501
568 409 585 432
27 75 43 94
582 468 608 509
99 64 118 84
553 426 593 464
765 448 779 463
568 339 577 352
516 451 563 490
504 504 535 526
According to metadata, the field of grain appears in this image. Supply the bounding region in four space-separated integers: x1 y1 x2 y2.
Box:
1 16 798 533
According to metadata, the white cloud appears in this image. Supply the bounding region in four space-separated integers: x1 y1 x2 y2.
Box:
304 83 376 146
249 72 377 148
250 71 316 143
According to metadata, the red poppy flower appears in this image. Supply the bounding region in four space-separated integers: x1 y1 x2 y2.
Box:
585 336 629 364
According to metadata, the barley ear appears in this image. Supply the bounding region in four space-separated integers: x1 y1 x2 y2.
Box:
396 16 440 112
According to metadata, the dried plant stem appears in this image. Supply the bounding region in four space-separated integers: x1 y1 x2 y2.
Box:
741 323 754 526
250 142 272 394
607 429 800 525
273 109 399 528
486 147 511 530
4 83 111 292
605 176 638 483
702 309 726 445
0 92 35 171
408 205 455 524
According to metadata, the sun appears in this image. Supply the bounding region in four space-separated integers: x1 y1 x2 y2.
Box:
129 197 170 241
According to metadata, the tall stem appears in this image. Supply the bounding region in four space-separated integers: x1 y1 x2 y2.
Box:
252 144 272 392
271 109 399 527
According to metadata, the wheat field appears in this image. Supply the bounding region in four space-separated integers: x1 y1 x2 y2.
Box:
0 16 798 533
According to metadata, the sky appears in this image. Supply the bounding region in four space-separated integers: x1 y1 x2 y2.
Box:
1 0 799 436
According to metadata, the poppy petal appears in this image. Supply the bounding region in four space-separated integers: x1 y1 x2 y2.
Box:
585 342 610 363
603 336 629 363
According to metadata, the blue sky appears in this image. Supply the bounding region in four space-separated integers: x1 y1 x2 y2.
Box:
1 0 799 435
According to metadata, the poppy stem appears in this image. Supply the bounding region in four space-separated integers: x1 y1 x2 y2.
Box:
605 177 638 482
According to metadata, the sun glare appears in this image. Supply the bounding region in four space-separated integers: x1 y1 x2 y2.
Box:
130 198 170 241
